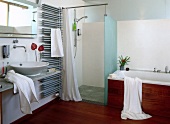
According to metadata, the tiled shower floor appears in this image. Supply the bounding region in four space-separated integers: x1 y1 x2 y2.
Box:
79 85 104 105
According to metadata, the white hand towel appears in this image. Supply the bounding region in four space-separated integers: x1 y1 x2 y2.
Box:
51 28 64 57
5 70 39 114
109 74 117 79
121 76 151 120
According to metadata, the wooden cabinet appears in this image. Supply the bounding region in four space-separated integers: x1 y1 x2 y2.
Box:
108 80 124 109
142 83 170 118
108 79 170 118
0 93 2 124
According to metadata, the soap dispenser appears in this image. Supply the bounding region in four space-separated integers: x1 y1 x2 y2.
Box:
165 66 168 73
2 45 10 58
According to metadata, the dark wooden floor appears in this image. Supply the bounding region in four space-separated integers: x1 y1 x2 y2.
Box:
15 100 170 124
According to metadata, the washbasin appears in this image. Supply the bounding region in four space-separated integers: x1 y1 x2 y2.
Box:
10 62 49 76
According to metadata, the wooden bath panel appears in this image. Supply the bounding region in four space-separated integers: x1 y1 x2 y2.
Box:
108 79 170 118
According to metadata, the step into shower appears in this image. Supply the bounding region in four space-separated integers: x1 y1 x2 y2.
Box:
79 85 104 105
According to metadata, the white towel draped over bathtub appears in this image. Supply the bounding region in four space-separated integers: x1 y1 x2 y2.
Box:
5 70 39 114
121 76 152 120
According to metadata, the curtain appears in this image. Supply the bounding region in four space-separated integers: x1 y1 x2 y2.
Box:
62 9 82 101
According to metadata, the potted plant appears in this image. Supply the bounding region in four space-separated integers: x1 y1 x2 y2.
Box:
118 55 130 70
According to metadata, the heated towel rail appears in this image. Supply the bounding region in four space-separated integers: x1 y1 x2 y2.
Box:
40 4 63 98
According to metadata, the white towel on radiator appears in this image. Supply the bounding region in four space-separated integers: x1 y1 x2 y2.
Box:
51 28 64 57
121 76 152 120
5 70 39 114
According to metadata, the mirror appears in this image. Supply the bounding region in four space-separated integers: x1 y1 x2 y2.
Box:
0 0 38 38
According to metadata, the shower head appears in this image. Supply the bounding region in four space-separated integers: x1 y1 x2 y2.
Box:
76 16 88 23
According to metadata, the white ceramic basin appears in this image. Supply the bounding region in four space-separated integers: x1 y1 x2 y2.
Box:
10 62 49 76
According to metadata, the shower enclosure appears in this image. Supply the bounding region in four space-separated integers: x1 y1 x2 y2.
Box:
69 4 117 105
79 21 105 105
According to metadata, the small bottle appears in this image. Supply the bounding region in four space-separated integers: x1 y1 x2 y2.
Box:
2 62 4 74
5 62 9 74
126 67 130 71
73 22 77 31
165 66 168 73
0 62 5 78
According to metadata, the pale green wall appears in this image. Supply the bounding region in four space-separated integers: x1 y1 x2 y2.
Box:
104 16 117 105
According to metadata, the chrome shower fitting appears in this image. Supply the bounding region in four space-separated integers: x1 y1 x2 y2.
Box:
76 16 88 23
73 9 88 58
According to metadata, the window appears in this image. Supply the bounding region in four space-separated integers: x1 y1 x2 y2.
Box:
0 1 27 26
8 5 25 26
0 2 8 26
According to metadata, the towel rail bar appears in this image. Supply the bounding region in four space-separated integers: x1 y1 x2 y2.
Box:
42 4 61 13
40 4 63 98
42 12 62 21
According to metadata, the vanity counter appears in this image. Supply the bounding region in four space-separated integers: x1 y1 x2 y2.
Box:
0 70 61 93
0 70 61 124
0 80 13 93
30 70 61 81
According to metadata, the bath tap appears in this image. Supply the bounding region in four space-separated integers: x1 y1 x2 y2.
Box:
165 66 168 73
153 68 157 72
13 45 27 52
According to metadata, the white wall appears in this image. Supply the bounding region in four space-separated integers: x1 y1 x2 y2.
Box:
42 0 86 87
84 0 170 21
85 6 105 22
0 0 85 123
0 0 85 88
82 22 104 87
118 19 170 71
41 0 84 7
0 0 85 72
0 0 38 72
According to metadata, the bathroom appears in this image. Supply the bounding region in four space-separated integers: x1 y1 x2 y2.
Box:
0 0 170 124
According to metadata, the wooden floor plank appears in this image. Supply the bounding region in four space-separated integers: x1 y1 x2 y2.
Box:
14 100 170 124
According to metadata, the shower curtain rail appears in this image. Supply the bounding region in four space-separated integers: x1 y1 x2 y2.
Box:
63 3 108 9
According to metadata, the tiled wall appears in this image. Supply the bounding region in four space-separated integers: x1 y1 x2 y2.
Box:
118 19 170 71
82 22 104 87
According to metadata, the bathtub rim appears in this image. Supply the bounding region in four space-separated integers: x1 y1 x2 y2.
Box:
108 70 170 86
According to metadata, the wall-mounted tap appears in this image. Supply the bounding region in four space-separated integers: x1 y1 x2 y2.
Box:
13 45 27 52
13 39 18 43
153 68 157 72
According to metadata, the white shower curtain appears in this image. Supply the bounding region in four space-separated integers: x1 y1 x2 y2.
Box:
62 9 82 101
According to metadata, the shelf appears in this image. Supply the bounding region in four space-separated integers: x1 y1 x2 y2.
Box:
0 32 37 35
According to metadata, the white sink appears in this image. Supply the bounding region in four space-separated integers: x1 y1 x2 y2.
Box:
10 62 49 76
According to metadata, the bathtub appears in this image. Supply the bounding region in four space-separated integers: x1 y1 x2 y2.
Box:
108 70 170 118
110 70 170 86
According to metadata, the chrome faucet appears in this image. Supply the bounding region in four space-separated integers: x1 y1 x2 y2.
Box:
165 66 168 73
153 68 157 72
13 45 27 52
